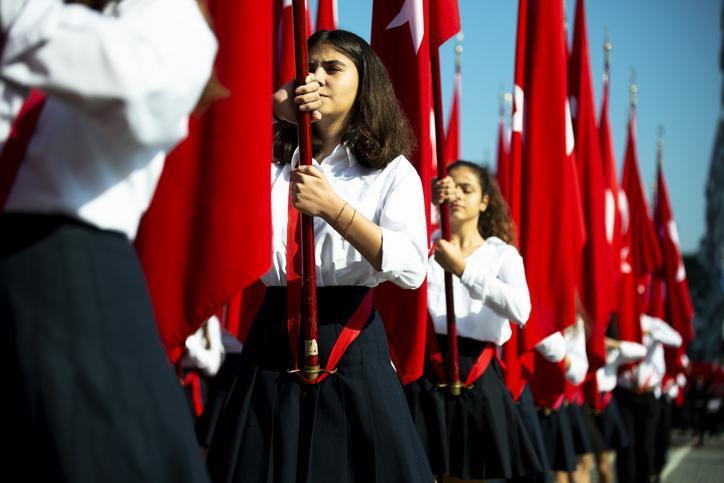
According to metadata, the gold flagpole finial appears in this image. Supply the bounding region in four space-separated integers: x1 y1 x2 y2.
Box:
603 28 612 80
455 31 463 70
499 91 512 120
657 125 665 167
629 68 638 109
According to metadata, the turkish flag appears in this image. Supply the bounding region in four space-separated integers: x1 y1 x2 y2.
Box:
519 0 582 348
495 116 510 201
618 112 663 342
371 0 434 384
569 0 611 370
444 67 461 164
275 0 311 89
370 0 460 384
599 60 622 314
653 162 695 344
135 0 273 363
315 0 338 32
501 0 532 402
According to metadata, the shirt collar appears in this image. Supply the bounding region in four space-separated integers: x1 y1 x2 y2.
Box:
291 144 357 169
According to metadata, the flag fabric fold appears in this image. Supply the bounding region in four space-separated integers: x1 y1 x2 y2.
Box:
135 0 273 363
315 0 338 32
617 112 663 343
569 0 612 370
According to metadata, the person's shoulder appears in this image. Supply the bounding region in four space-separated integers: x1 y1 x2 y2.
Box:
486 236 520 258
381 154 420 184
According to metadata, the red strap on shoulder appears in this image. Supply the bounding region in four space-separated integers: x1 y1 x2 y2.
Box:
0 91 46 208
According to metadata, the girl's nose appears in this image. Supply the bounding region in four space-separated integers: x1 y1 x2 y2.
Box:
313 67 327 85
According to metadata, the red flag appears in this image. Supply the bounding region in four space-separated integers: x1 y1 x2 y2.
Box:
371 0 434 384
135 0 273 363
508 0 527 230
599 54 622 314
315 0 338 32
429 0 461 51
501 0 531 401
618 111 663 342
444 66 461 164
275 0 311 89
653 161 695 344
519 0 581 348
495 113 510 201
569 0 611 370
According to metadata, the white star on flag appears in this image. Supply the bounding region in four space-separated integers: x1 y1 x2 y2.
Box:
386 0 424 54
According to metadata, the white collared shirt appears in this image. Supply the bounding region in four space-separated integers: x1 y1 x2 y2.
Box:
427 236 531 344
1 0 217 239
618 314 682 395
260 145 427 289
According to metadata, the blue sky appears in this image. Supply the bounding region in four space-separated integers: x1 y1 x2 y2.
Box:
309 0 720 253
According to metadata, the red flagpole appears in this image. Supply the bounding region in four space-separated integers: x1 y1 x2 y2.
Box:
431 49 461 396
292 0 320 380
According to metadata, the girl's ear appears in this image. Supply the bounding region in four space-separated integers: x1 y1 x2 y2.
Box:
480 194 490 213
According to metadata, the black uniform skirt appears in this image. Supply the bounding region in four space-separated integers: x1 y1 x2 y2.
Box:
407 335 542 480
204 286 433 483
537 404 577 473
578 402 607 454
0 214 209 483
594 396 629 451
515 385 554 483
566 401 593 455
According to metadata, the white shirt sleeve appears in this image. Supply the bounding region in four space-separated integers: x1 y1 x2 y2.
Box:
377 161 428 289
563 316 588 384
182 316 225 377
617 341 647 363
459 246 531 325
642 315 683 348
565 352 588 385
0 0 217 147
535 331 567 363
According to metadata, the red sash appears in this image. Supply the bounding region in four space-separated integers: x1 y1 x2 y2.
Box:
285 182 373 384
426 312 497 388
0 91 46 208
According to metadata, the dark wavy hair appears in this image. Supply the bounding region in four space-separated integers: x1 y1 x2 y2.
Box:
273 30 416 169
447 160 517 246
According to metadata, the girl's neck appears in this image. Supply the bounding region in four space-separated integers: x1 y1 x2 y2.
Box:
315 118 345 162
450 219 485 253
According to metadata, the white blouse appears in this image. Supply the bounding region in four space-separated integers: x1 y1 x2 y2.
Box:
260 144 427 289
618 314 682 395
427 235 531 344
1 0 217 239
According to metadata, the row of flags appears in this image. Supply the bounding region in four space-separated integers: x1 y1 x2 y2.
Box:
492 0 695 404
134 0 694 402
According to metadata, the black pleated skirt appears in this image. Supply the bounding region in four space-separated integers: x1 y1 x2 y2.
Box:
578 402 607 454
594 396 630 451
515 386 554 483
0 214 209 483
406 335 542 480
204 286 433 483
566 402 593 455
537 405 577 473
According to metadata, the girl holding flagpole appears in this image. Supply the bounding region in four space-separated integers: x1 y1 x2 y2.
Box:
413 162 542 482
204 30 433 483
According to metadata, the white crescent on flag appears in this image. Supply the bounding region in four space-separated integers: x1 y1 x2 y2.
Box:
667 219 687 282
605 188 615 243
565 101 575 156
512 84 524 133
386 0 424 54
